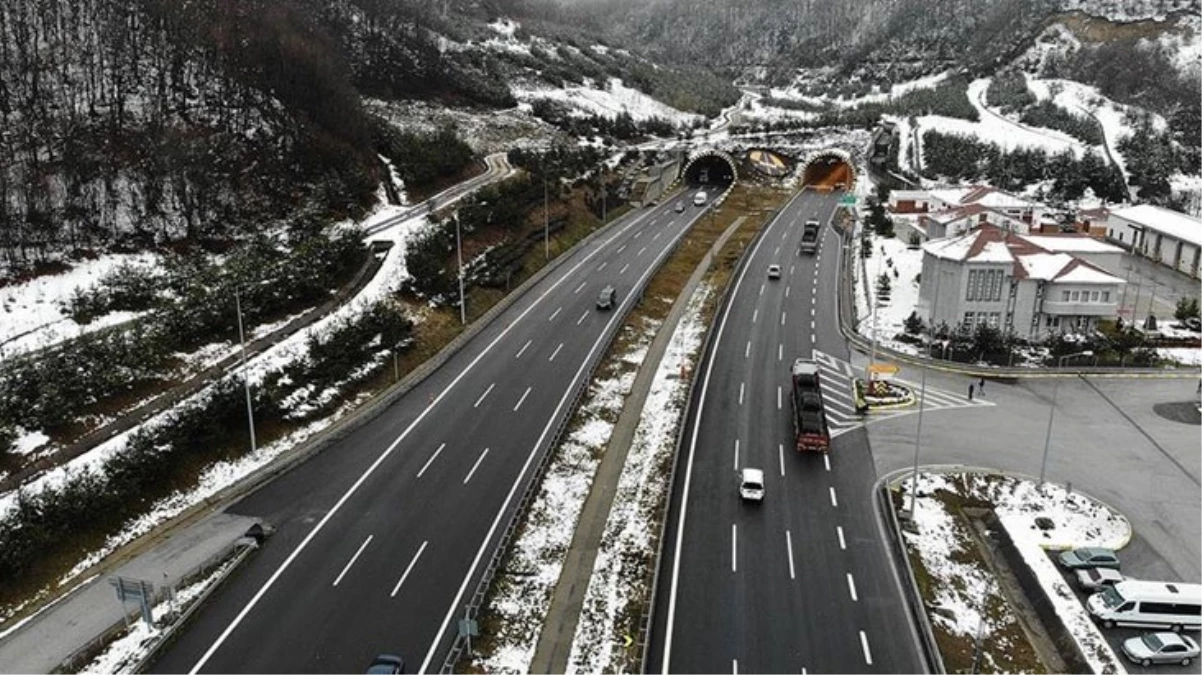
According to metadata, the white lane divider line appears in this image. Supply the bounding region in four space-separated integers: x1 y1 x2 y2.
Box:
574 281 586 294
619 263 630 275
860 631 873 665
617 244 627 254
390 540 429 597
464 447 490 484
789 264 795 276
513 387 532 412
549 343 563 361
633 230 642 238
733 439 740 472
837 525 847 550
473 383 495 408
780 311 787 326
785 286 790 298
786 530 796 580
778 344 783 361
516 339 532 359
810 306 816 317
777 386 782 410
417 443 447 478
732 524 738 573
824 453 831 472
745 341 751 358
752 308 758 323
811 332 817 344
830 487 838 507
576 311 589 326
733 659 739 675
774 245 780 256
548 307 562 321
847 573 859 601
332 535 373 587
638 246 647 256
778 444 785 476
739 382 745 406
598 261 608 271
759 283 765 296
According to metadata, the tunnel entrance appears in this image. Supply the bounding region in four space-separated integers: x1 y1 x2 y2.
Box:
682 151 737 189
802 151 855 190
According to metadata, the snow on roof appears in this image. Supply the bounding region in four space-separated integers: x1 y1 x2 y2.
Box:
1018 234 1122 254
926 187 974 206
1054 259 1124 284
1018 252 1075 280
1110 204 1202 247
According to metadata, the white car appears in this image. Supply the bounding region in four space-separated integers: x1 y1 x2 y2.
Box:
1076 567 1123 591
739 468 764 502
767 264 781 279
1121 632 1200 667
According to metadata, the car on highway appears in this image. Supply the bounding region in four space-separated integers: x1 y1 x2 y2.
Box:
596 285 617 310
1121 632 1200 667
366 654 405 674
1059 547 1121 570
693 190 708 206
675 202 685 213
1077 567 1124 591
739 468 764 502
767 264 781 279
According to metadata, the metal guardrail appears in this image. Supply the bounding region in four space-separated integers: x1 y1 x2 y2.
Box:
439 206 695 673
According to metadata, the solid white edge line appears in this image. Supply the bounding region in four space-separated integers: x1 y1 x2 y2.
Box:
513 387 532 412
731 524 737 572
662 187 805 673
390 540 429 597
416 443 447 478
786 530 796 580
473 383 495 408
838 525 846 550
188 194 652 675
830 486 838 507
463 447 490 484
332 535 373 587
422 202 692 673
860 631 873 665
847 573 858 601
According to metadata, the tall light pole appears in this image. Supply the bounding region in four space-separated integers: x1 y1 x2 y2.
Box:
598 161 607 225
543 153 550 260
908 268 948 515
1039 350 1094 485
455 214 466 325
235 289 257 454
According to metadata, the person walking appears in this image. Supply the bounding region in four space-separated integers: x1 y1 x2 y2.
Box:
968 383 975 401
978 377 986 395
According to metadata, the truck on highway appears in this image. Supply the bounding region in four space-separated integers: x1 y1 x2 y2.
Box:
791 358 830 452
799 219 820 254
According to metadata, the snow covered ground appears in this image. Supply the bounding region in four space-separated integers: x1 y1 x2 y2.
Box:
0 252 159 357
512 77 702 127
913 78 1086 163
900 470 1129 674
471 286 710 673
769 71 952 108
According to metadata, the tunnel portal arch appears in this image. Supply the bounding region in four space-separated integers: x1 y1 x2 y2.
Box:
682 149 738 188
800 149 856 190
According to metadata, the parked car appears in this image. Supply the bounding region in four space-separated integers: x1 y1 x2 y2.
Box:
596 285 617 310
1183 317 1201 332
1059 547 1121 570
366 654 405 674
739 468 764 502
767 264 782 279
1121 632 1200 667
1077 567 1124 590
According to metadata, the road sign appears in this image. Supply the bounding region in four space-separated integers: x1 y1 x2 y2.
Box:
867 362 899 377
839 194 856 206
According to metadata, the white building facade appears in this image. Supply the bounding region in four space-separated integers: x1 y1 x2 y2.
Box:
1106 204 1201 278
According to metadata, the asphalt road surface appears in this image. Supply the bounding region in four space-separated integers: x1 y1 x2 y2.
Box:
150 192 710 674
647 188 924 674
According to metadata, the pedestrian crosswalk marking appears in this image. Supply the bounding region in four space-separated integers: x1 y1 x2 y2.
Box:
809 350 994 437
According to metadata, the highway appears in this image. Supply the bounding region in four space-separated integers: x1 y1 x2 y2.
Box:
647 187 925 673
149 192 710 674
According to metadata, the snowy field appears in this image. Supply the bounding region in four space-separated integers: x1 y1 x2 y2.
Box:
900 470 1129 674
472 286 710 673
512 77 702 127
769 71 952 108
0 252 159 357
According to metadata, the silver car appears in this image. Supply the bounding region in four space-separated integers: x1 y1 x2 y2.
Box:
1121 632 1199 667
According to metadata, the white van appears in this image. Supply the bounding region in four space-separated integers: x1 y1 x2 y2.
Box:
739 468 764 502
693 191 708 206
1087 580 1202 631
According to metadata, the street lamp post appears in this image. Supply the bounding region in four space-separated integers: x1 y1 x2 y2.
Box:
234 290 257 455
1038 350 1094 485
543 154 551 260
455 214 466 325
908 269 948 515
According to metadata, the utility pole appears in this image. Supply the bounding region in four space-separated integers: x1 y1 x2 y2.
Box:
543 153 550 259
456 215 466 325
235 290 257 455
908 269 945 516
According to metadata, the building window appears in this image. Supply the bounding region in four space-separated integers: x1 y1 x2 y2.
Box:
1046 315 1061 329
1061 290 1071 301
1090 291 1099 302
1102 291 1110 302
1070 291 1080 302
988 312 1000 327
964 311 975 326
